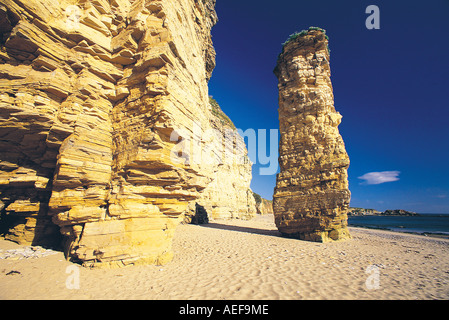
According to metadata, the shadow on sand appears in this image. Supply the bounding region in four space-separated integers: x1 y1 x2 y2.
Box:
199 222 282 237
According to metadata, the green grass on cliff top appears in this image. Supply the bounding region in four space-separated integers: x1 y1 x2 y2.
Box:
209 96 236 129
278 27 330 60
274 27 330 73
281 26 329 47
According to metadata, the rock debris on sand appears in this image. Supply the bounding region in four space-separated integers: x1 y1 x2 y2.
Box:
0 246 58 260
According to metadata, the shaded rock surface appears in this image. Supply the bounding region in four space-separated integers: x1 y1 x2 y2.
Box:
0 0 255 267
190 203 208 225
273 28 351 242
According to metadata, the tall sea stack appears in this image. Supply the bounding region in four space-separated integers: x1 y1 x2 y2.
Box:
273 28 351 242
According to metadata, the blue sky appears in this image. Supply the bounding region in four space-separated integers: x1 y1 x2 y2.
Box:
207 0 449 213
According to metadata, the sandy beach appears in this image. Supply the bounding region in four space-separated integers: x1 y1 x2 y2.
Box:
1 214 448 300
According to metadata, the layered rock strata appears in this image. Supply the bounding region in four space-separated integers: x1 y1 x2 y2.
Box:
256 198 273 215
0 0 255 267
194 97 256 221
273 28 351 242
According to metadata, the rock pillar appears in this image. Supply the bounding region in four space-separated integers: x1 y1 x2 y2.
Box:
273 28 351 242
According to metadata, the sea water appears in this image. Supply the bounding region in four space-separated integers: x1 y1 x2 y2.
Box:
348 214 449 236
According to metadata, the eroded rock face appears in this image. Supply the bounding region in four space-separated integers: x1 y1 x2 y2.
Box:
0 0 255 267
196 100 256 221
273 29 351 242
256 198 273 215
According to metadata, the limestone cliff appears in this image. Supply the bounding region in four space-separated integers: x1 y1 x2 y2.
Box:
0 0 255 267
252 192 273 215
195 97 256 221
256 198 273 215
273 28 351 242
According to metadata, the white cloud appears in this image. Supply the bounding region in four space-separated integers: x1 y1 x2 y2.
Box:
358 171 400 185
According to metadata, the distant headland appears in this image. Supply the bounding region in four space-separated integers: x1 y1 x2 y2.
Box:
348 208 419 216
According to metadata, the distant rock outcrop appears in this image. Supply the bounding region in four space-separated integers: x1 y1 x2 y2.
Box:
348 207 418 216
348 207 381 216
273 27 351 242
382 209 419 216
0 0 255 267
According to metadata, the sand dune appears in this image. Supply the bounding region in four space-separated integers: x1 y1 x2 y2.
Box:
1 214 448 300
